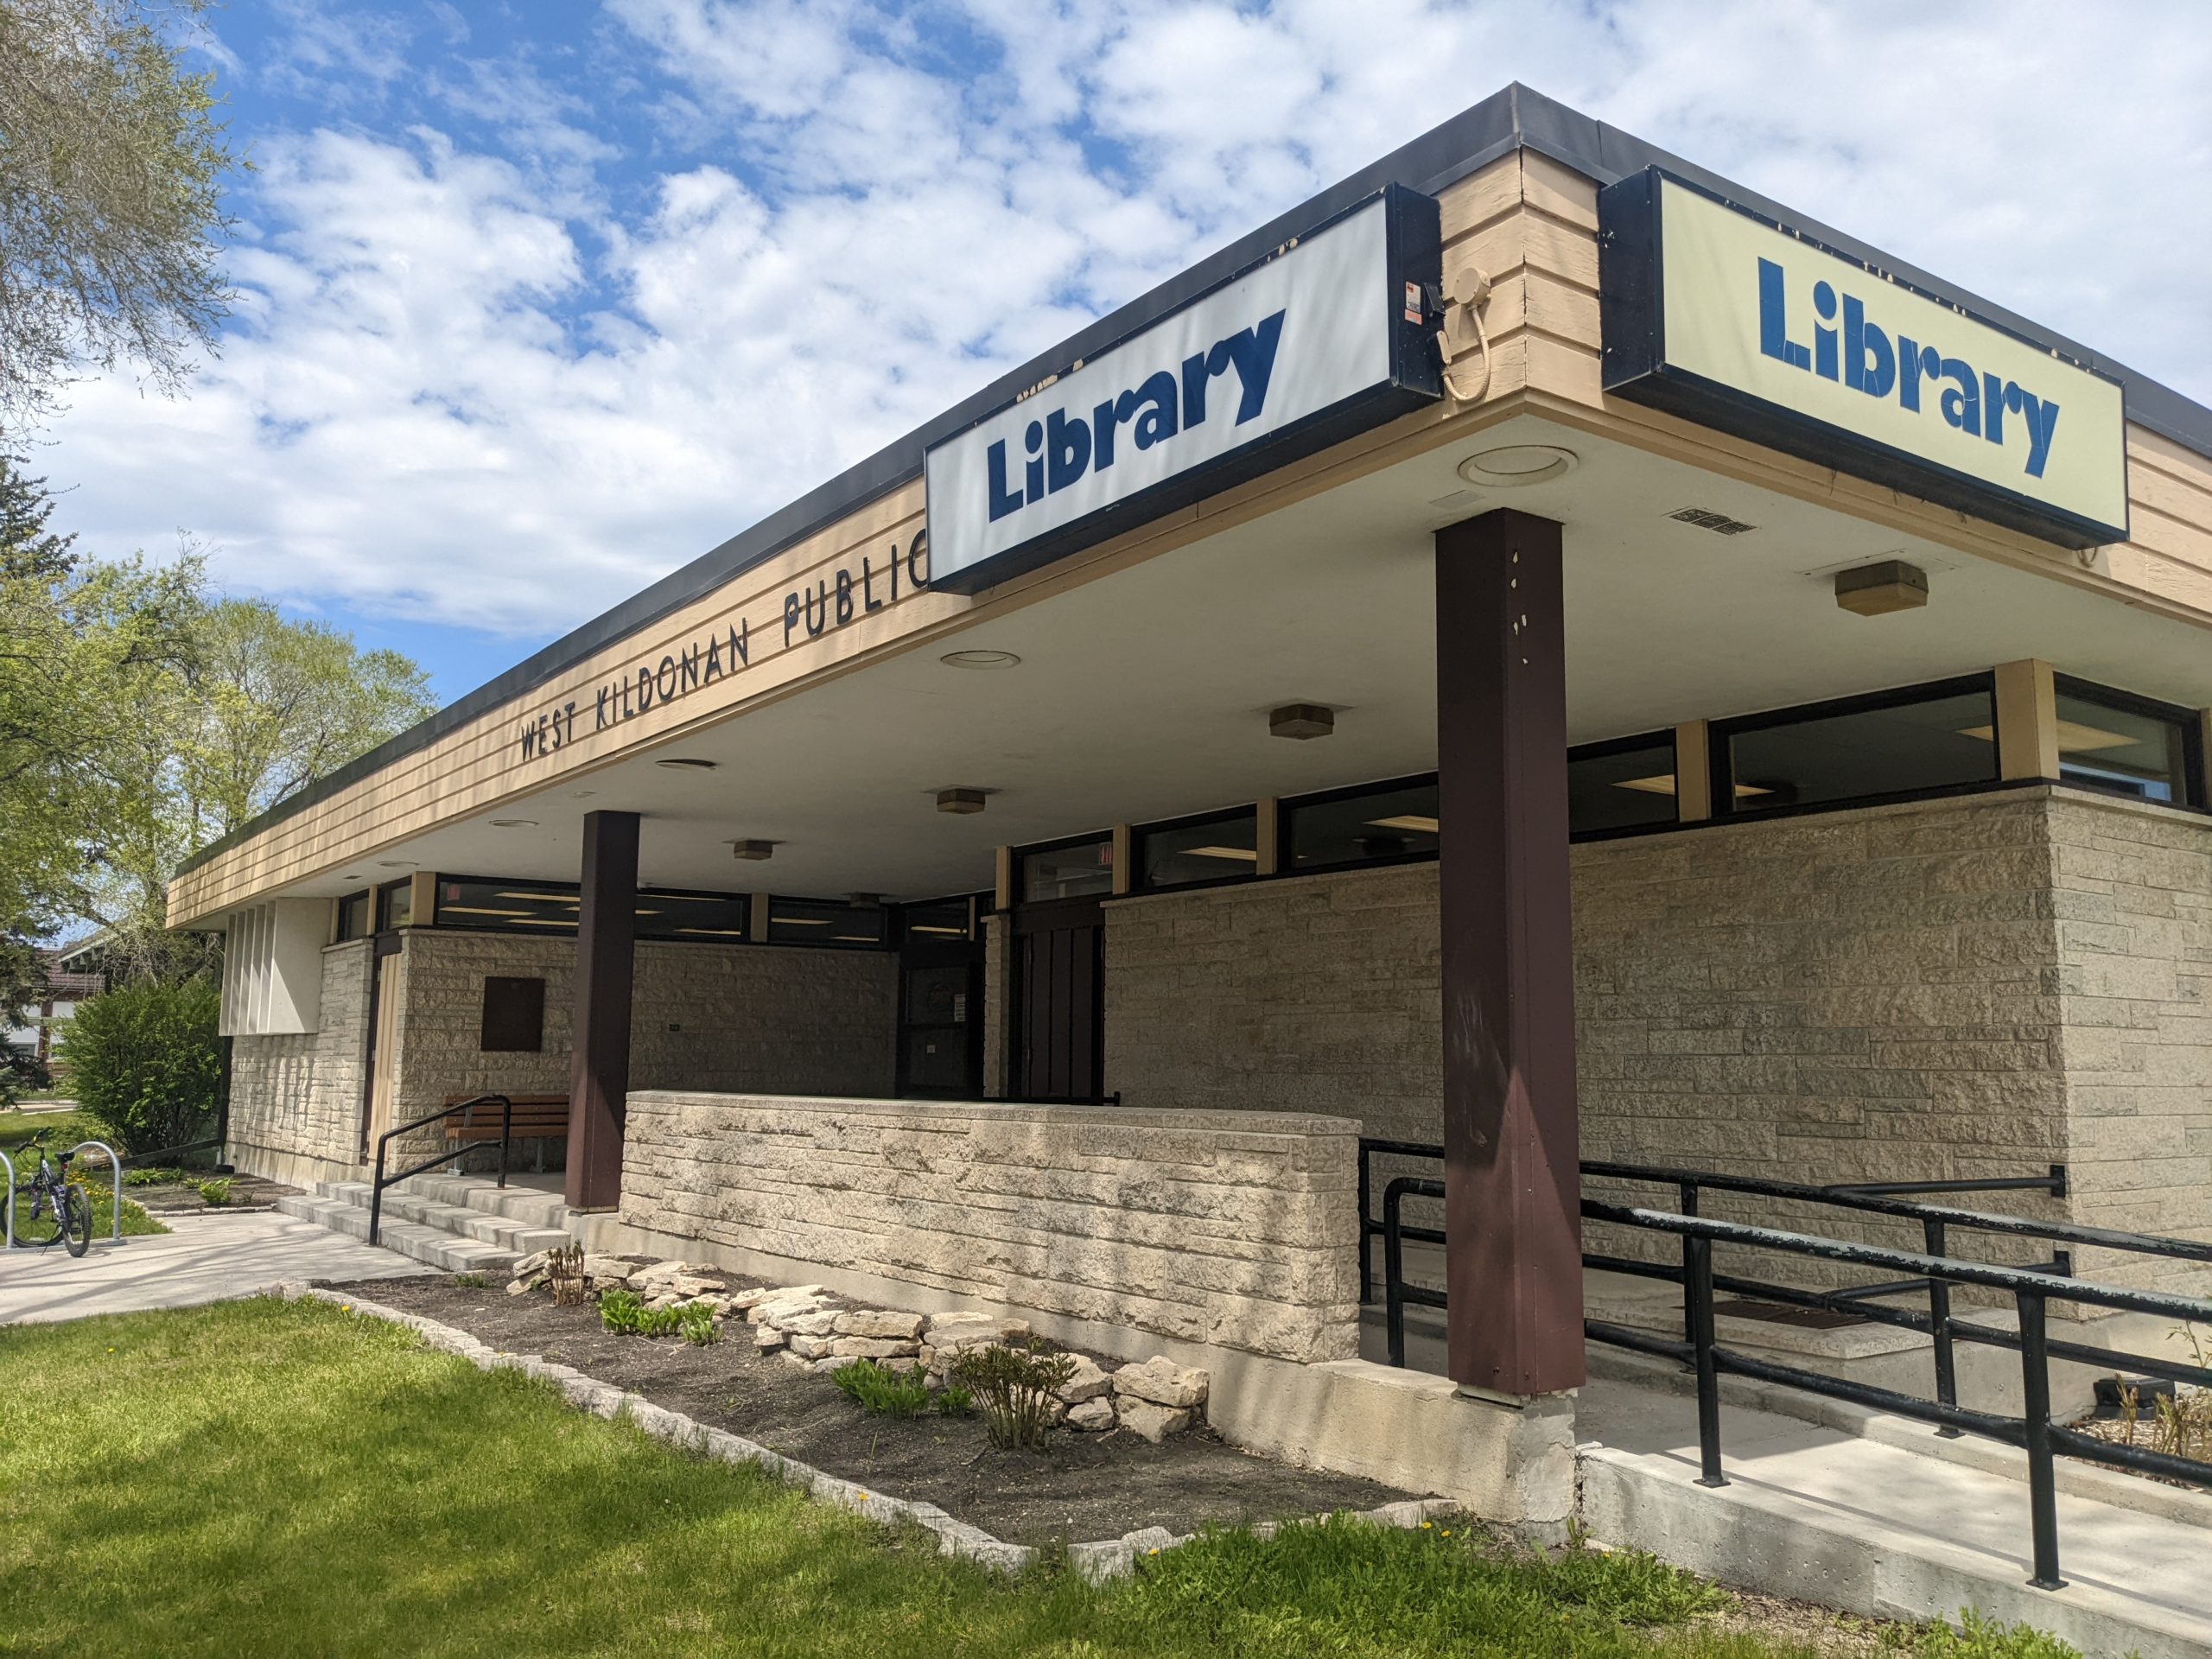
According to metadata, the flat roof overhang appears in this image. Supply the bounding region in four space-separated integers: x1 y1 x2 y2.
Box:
168 80 2212 921
224 407 2212 911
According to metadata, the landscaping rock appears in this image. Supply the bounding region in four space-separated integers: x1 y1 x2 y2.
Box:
1055 1355 1113 1405
512 1250 550 1278
581 1255 636 1285
1112 1356 1209 1410
753 1326 786 1351
1065 1396 1116 1432
1116 1400 1195 1444
772 1308 842 1337
786 1333 832 1359
828 1335 921 1359
835 1308 927 1340
506 1279 532 1296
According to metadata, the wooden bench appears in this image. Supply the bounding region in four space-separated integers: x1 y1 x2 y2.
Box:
442 1095 571 1147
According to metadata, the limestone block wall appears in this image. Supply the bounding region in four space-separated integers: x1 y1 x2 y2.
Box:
1103 791 2212 1288
2046 793 2212 1291
619 1091 1361 1363
227 939 373 1178
390 930 899 1128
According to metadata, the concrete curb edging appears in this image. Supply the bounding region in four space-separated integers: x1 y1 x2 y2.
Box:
275 1282 1455 1580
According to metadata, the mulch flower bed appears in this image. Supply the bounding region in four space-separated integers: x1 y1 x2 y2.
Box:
332 1269 1418 1546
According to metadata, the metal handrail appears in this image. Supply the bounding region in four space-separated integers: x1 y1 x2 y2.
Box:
67 1141 123 1242
1372 1172 2212 1593
0 1150 12 1247
122 1135 226 1171
368 1095 514 1247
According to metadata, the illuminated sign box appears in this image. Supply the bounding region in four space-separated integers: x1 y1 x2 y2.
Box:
925 185 1443 594
1599 169 2128 550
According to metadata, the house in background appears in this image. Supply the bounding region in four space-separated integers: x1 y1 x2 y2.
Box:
4 943 107 1071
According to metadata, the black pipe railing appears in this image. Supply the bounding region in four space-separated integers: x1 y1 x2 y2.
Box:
1363 1135 2212 1592
368 1095 513 1247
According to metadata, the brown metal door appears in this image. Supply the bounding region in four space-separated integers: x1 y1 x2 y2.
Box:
1011 897 1105 1103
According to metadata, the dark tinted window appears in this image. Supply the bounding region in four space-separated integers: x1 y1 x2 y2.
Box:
378 880 415 931
1721 683 1999 814
767 897 886 948
1567 736 1680 836
1020 837 1115 901
336 890 373 942
1284 780 1438 870
635 891 750 943
2054 681 2198 807
436 879 579 933
902 898 974 942
1137 810 1259 890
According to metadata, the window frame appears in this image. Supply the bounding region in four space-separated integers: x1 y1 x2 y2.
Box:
334 888 374 944
1013 830 1116 905
1131 804 1263 894
1709 672 2005 823
1277 771 1441 874
2051 673 2207 812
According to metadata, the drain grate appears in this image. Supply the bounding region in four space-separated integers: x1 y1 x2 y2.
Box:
1710 1298 1866 1331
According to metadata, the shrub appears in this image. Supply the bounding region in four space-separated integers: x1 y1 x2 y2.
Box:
948 1338 1077 1449
196 1177 233 1207
833 1358 931 1418
60 978 222 1154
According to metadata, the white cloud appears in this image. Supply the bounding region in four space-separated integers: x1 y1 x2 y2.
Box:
36 0 2212 661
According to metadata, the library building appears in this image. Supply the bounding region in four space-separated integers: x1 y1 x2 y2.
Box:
175 86 2212 1538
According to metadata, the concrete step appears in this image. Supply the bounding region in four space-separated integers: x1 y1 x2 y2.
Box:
281 1177 569 1277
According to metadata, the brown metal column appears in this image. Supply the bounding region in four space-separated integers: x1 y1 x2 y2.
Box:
1434 507 1585 1395
566 810 638 1210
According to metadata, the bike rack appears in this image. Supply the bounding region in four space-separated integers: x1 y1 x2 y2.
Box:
67 1141 124 1243
0 1149 13 1247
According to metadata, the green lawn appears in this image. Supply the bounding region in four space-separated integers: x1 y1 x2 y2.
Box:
0 1300 2067 1658
0 1109 168 1243
0 1106 113 1157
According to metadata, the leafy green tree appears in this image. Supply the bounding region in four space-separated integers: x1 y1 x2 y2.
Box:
0 0 240 429
58 975 220 1150
179 599 438 844
0 453 202 955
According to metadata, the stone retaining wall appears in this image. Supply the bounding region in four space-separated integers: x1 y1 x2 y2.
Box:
617 1091 1361 1364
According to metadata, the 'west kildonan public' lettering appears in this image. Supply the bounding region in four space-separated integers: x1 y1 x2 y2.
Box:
515 531 928 764
1756 259 2063 479
984 310 1287 524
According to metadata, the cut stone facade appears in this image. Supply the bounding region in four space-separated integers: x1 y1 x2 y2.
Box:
226 939 373 1184
2047 793 2212 1288
1105 787 2212 1295
228 929 898 1176
618 1091 1362 1364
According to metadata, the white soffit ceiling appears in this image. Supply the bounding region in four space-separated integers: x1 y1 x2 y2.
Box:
300 415 2212 904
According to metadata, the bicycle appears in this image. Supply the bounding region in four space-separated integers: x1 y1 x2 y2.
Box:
10 1136 92 1256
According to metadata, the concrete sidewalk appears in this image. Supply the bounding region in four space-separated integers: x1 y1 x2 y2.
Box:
0 1211 426 1325
1579 1375 2212 1659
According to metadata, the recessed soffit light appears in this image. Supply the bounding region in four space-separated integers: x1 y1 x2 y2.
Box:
655 757 720 771
1456 444 1578 487
940 649 1022 670
489 818 539 829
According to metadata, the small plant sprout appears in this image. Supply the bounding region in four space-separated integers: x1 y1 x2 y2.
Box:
546 1243 587 1307
834 1358 931 1419
196 1177 234 1207
677 1302 721 1346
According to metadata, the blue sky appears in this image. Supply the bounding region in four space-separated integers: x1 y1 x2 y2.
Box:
35 0 2212 706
